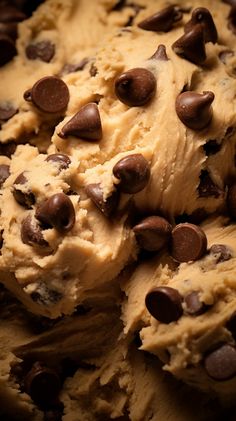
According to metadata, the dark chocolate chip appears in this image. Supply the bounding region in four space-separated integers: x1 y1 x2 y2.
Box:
0 103 18 121
59 58 88 76
145 286 183 324
133 215 172 251
198 170 222 198
219 49 234 64
223 0 236 5
24 362 61 407
171 223 207 263
184 7 218 44
0 140 17 157
138 5 182 32
89 63 98 77
58 103 102 141
0 164 10 187
209 244 233 262
21 214 49 247
0 34 17 67
13 172 35 208
149 44 169 61
0 22 18 40
35 192 75 233
226 312 236 340
46 154 71 171
0 5 26 22
113 153 150 194
30 287 62 306
85 183 119 217
228 6 236 34
204 344 236 381
25 40 55 63
172 24 206 65
115 68 156 107
184 291 208 315
203 139 221 156
227 182 236 218
176 91 214 130
24 76 69 114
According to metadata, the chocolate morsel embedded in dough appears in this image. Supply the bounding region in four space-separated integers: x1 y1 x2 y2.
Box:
138 5 182 32
113 153 150 194
172 24 206 65
133 215 172 251
46 154 71 171
115 68 156 107
58 103 102 141
145 286 183 324
13 172 35 208
0 34 17 66
175 91 214 130
21 214 49 247
24 76 69 114
204 344 236 381
25 40 55 62
35 193 75 233
184 291 208 315
184 7 218 43
227 182 236 219
209 244 233 262
171 223 207 263
24 362 61 407
85 183 120 217
149 44 169 60
0 164 10 187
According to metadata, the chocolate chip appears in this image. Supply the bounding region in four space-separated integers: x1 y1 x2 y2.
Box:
24 362 61 408
35 193 75 233
204 344 236 381
13 172 35 208
184 291 208 315
209 244 233 262
0 22 18 40
115 68 156 107
138 5 182 32
26 40 55 63
89 62 98 77
176 91 214 130
0 5 26 22
145 286 183 324
24 76 69 114
59 58 88 76
0 164 10 187
21 214 48 247
0 140 17 157
30 286 62 306
58 103 102 141
0 103 18 121
227 182 236 218
133 215 172 251
228 6 236 34
113 154 150 194
223 0 236 5
184 8 218 44
149 44 169 61
46 154 71 171
0 34 17 66
219 49 234 64
171 223 207 263
203 140 221 156
198 170 222 198
172 24 206 65
226 312 236 340
85 183 119 217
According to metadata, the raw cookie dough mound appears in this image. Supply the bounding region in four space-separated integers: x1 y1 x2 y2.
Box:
0 286 228 421
0 145 135 318
121 216 236 403
52 0 236 218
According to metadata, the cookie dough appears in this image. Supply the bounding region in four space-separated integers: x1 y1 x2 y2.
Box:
1 0 236 414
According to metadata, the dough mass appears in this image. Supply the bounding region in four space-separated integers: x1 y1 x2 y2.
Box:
1 0 236 419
